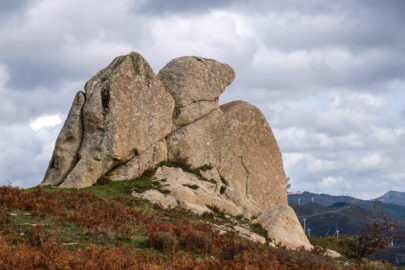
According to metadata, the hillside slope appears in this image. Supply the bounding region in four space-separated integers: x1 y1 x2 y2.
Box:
1 180 402 269
0 180 355 270
374 191 405 206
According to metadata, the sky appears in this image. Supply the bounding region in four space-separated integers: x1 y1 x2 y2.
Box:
0 0 405 200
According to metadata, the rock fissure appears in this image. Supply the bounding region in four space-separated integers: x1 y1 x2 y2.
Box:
100 84 110 117
240 156 250 196
188 98 218 105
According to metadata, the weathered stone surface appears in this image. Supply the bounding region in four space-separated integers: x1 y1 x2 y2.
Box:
158 56 235 108
219 101 288 209
173 99 218 128
223 187 262 219
233 225 266 244
214 224 266 244
166 109 222 168
180 201 212 216
132 189 178 209
104 139 167 181
151 166 263 218
199 167 221 184
325 249 341 258
254 204 313 250
41 91 85 186
166 101 287 210
154 166 242 216
59 52 174 188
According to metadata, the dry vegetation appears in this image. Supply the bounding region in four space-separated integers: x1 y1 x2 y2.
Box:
0 183 368 269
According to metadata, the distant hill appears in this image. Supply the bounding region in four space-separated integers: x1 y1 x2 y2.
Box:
288 191 362 206
373 191 405 206
291 202 364 237
288 191 405 237
288 191 405 266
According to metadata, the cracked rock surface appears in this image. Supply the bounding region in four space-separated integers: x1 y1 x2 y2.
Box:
166 101 288 209
132 166 262 218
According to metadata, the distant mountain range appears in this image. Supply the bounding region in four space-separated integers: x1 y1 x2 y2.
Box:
288 191 405 265
288 191 361 207
288 191 405 237
373 191 405 206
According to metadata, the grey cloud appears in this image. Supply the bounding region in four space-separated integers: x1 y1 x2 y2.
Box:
0 81 81 124
135 0 237 15
263 88 405 198
265 0 405 54
226 47 405 104
3 59 77 89
0 0 146 91
0 0 30 15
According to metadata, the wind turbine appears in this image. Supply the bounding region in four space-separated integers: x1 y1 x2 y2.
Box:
335 224 340 236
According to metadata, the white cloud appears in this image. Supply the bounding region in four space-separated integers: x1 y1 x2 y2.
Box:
370 127 398 145
350 153 393 172
29 114 62 131
0 122 60 188
320 176 343 187
283 152 304 170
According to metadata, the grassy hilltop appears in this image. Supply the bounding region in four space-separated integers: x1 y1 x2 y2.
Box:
0 174 402 269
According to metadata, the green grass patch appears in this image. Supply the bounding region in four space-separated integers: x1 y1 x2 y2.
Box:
220 186 226 194
248 223 269 243
182 184 199 190
220 176 228 186
308 236 349 256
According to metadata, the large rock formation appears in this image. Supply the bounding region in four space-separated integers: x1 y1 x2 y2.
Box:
42 52 311 250
44 52 174 188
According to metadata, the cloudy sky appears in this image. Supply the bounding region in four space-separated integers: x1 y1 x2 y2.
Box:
1 0 404 199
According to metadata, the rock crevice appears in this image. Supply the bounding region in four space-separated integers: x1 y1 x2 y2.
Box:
240 156 250 196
